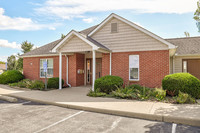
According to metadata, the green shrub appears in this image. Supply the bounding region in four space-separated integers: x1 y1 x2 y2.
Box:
176 91 196 104
153 88 166 101
87 88 107 97
29 80 45 90
111 87 137 99
9 79 32 88
47 77 64 89
137 87 152 100
0 70 24 84
162 73 200 98
127 84 143 91
94 75 123 94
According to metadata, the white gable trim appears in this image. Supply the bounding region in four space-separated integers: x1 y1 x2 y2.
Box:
88 13 176 49
52 30 99 52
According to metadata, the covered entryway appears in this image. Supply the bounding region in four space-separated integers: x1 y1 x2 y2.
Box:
183 59 200 79
51 30 111 90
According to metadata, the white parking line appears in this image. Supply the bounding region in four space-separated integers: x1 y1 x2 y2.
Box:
34 111 84 133
103 117 122 133
1 101 31 110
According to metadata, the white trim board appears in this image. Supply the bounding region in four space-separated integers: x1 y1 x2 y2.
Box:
88 13 176 49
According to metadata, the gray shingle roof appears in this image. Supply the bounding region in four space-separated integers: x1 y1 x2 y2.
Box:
21 39 62 56
21 25 107 57
165 36 200 55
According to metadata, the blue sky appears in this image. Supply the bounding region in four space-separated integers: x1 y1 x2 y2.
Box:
0 0 199 61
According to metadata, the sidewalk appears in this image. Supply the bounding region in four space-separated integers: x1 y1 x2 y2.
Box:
0 84 200 127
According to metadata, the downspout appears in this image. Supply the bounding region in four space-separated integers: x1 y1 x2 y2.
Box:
65 55 71 87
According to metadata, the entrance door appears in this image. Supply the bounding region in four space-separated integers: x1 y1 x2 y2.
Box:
183 59 200 79
86 58 102 85
86 59 92 85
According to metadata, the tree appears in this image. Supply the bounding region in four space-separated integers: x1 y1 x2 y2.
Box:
194 1 200 31
184 32 190 37
61 34 66 39
21 41 34 53
16 41 34 71
7 55 16 70
0 61 5 64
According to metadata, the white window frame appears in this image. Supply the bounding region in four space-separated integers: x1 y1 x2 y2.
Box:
40 58 53 78
129 55 139 81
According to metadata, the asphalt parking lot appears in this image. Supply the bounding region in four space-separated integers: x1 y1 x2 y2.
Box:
0 99 200 133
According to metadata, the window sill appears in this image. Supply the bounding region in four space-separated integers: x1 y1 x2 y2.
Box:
40 77 53 79
129 79 139 82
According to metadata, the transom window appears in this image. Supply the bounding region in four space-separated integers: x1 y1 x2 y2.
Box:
129 55 139 80
40 59 53 78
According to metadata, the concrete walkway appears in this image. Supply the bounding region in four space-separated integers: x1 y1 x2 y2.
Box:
0 84 200 127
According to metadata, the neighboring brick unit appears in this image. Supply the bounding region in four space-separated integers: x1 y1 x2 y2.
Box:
23 56 67 85
103 50 169 88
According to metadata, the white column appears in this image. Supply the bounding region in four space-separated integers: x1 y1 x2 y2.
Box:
59 52 62 90
110 52 112 75
92 50 96 91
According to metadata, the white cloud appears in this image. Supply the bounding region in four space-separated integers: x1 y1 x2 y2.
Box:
0 56 8 62
0 8 57 31
36 0 198 19
0 39 21 49
83 18 95 23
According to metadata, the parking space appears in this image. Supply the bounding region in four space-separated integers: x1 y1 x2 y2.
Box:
0 99 200 133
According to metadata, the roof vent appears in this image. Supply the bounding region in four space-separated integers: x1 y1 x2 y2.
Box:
111 23 118 33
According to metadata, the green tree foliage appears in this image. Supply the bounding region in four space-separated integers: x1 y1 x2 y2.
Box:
184 31 190 37
0 61 5 64
7 55 16 70
21 41 34 53
194 1 200 31
61 34 66 39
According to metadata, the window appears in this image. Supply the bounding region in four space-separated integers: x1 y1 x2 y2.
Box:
129 55 139 80
40 59 53 77
183 60 187 72
111 23 118 33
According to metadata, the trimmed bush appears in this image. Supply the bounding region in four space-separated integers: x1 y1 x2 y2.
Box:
29 80 45 90
9 79 32 88
94 75 123 94
0 70 24 84
162 73 200 98
47 77 64 89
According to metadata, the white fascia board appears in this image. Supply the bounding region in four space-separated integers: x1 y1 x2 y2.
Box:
52 30 99 52
88 13 176 49
21 53 73 58
175 54 200 57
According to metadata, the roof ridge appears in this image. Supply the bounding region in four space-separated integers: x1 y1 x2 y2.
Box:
165 36 200 40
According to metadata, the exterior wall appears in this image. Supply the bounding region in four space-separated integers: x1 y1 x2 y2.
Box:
23 56 67 85
68 53 85 87
58 36 92 52
102 50 169 88
170 57 173 74
91 18 168 52
173 55 200 73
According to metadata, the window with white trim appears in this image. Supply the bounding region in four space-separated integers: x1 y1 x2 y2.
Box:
129 55 139 80
40 59 53 77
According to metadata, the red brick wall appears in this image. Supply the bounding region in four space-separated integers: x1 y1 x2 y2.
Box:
102 50 169 88
23 56 67 85
68 53 85 87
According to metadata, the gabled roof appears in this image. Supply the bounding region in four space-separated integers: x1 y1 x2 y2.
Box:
79 25 99 35
51 30 110 52
166 36 200 56
88 13 176 49
21 39 62 57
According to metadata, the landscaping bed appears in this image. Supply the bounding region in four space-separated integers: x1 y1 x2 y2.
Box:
88 74 200 104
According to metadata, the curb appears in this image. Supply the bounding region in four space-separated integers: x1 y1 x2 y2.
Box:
0 95 18 102
4 94 200 127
